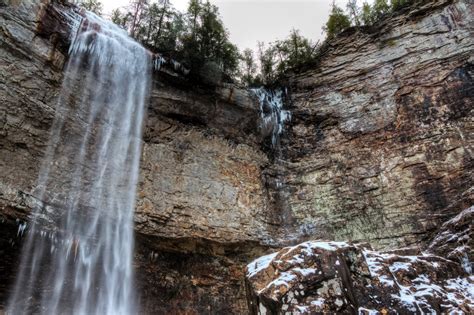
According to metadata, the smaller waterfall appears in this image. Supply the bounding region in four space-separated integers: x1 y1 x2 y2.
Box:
252 88 291 147
7 10 150 315
252 88 293 242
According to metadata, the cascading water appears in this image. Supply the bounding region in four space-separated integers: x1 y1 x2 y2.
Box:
252 88 291 148
7 11 150 315
252 88 295 241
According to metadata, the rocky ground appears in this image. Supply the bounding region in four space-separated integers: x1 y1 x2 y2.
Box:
246 207 473 314
0 0 472 313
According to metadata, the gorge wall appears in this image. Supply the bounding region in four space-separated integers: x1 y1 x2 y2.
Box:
0 0 472 313
278 0 473 249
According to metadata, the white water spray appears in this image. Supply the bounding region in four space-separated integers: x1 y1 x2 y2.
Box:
7 11 150 315
252 88 291 147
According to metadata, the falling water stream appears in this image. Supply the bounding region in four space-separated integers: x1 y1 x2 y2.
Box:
7 11 150 315
252 88 291 148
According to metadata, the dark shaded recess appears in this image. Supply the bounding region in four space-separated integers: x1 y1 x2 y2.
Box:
136 251 239 314
398 63 473 126
337 254 359 313
0 218 23 309
36 1 82 55
411 163 448 212
163 113 207 128
134 234 272 315
442 63 473 120
153 69 210 91
284 110 341 161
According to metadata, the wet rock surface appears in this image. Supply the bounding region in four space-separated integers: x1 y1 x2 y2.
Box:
427 206 473 273
0 0 473 313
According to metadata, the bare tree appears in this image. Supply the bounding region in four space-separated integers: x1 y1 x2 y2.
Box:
346 0 361 26
129 0 148 38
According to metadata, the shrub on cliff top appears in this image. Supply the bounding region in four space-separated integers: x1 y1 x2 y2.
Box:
323 2 352 39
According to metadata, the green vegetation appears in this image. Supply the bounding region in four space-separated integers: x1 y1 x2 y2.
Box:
239 48 257 86
245 0 416 85
80 0 417 85
391 0 412 10
324 0 415 38
79 0 103 15
248 30 320 86
323 3 351 39
106 0 239 80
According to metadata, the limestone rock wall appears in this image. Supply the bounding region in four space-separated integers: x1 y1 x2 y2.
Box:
0 1 272 311
277 0 473 249
0 0 473 313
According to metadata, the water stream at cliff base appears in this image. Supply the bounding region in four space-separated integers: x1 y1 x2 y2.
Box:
7 11 150 315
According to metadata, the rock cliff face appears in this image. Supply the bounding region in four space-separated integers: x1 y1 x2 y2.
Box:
278 0 473 249
0 0 472 313
0 1 271 312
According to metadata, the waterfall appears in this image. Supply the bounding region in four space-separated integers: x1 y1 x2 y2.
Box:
7 11 150 315
252 88 291 148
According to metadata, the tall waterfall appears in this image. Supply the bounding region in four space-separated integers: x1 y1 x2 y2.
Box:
7 11 150 315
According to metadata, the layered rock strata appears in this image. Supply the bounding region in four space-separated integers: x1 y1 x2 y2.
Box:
0 0 473 313
0 1 271 311
277 0 473 248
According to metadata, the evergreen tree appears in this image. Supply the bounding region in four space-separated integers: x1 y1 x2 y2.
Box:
154 0 171 43
110 8 128 27
143 3 161 45
139 0 182 52
105 0 250 80
79 0 103 15
274 29 318 74
257 42 276 85
360 2 374 25
373 0 390 19
159 11 185 54
129 0 149 38
391 0 411 10
179 0 239 75
188 0 202 40
323 1 351 38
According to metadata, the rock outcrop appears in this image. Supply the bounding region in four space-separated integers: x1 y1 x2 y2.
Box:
246 240 473 314
427 206 473 273
0 0 473 313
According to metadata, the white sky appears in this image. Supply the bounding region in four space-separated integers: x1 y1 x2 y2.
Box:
101 0 370 51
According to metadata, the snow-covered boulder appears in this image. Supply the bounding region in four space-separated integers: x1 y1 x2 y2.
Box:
427 206 473 274
246 241 473 314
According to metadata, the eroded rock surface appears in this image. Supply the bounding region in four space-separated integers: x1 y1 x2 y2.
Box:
246 240 473 314
277 0 474 248
427 205 473 273
0 1 268 312
0 0 473 313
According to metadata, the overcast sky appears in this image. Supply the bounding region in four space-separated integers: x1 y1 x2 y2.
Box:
100 0 369 51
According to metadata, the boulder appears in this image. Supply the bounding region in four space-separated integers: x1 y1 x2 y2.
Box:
246 240 473 314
